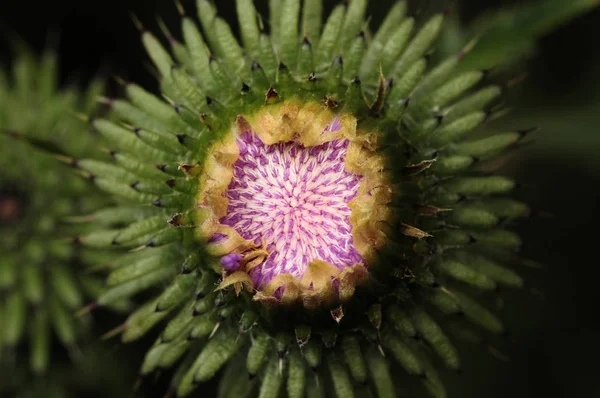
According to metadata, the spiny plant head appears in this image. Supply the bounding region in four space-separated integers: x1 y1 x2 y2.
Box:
0 45 115 374
81 0 531 396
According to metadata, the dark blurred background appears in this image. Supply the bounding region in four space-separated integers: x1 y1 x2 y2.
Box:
1 0 599 397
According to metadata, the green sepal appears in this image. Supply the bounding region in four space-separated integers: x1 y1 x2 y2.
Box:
414 348 447 398
327 355 354 398
268 0 281 47
258 355 283 398
142 338 190 374
236 0 261 60
448 289 504 334
411 56 460 102
106 250 177 287
387 58 427 108
49 293 77 346
219 353 256 398
194 291 218 314
380 326 424 376
93 119 178 162
3 290 27 346
297 38 315 78
91 179 153 204
156 272 198 312
315 5 345 70
97 266 177 307
196 268 218 295
439 259 497 290
426 288 461 315
134 126 188 156
338 0 367 54
380 18 415 77
366 347 396 398
111 152 165 181
170 65 208 114
476 198 530 219
209 58 239 102
125 83 196 135
429 111 486 147
340 334 367 383
430 155 475 175
302 0 323 48
447 207 499 228
287 348 306 398
29 308 50 374
161 299 196 342
22 263 44 304
50 264 83 309
122 305 169 342
453 251 523 287
213 17 249 81
360 0 408 78
408 71 483 122
444 85 501 123
181 16 216 96
247 331 272 376
257 34 279 81
142 31 174 78
452 132 525 158
279 0 301 67
0 257 17 290
177 326 245 396
342 33 367 83
159 19 192 69
76 159 138 182
391 14 444 78
113 215 168 246
189 310 218 339
443 176 515 196
470 229 522 250
239 310 259 334
301 339 322 369
305 372 325 398
410 307 460 370
196 0 220 56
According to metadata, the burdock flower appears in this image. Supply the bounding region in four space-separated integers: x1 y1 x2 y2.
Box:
0 46 111 375
81 0 531 396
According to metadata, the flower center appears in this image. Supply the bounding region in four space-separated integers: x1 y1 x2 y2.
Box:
220 131 363 287
197 102 389 305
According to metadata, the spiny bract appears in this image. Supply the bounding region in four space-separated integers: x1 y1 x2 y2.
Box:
81 0 530 397
0 45 115 375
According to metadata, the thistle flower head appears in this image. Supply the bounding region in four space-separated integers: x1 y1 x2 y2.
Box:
198 103 389 307
220 132 363 285
80 1 533 396
0 46 109 374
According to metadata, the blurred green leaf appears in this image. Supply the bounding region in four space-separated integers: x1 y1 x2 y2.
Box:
494 100 600 172
458 0 599 71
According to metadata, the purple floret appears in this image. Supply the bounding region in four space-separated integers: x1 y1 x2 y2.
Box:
220 253 243 271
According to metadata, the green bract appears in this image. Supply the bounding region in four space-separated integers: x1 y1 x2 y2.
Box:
0 46 114 374
81 1 530 397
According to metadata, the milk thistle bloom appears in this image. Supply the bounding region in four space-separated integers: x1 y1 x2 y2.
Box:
0 46 111 375
79 0 532 396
